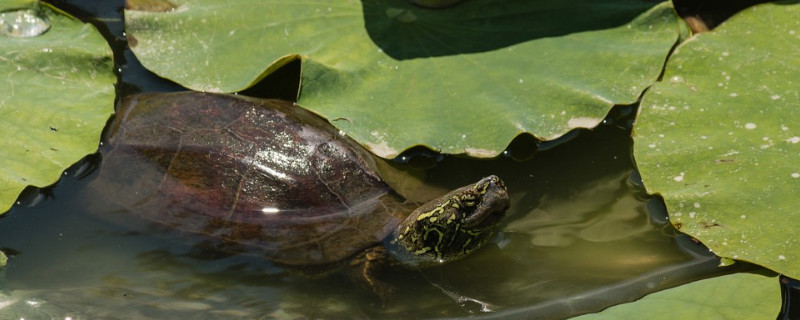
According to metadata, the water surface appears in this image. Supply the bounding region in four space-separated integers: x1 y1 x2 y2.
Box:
0 121 739 319
0 0 747 318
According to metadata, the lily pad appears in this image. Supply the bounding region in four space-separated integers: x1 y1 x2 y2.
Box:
633 1 800 277
0 0 29 9
125 0 683 158
0 1 115 213
571 273 780 320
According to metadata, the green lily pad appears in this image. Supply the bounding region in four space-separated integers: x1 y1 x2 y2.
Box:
571 273 780 320
633 1 800 277
0 0 28 8
0 1 115 213
125 0 683 158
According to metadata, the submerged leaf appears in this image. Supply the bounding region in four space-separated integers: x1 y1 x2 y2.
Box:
0 1 115 213
572 273 780 320
633 1 800 277
125 0 683 157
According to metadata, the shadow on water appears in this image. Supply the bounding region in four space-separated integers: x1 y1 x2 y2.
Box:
362 0 660 60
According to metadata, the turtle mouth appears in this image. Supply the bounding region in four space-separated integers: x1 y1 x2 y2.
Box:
466 208 504 228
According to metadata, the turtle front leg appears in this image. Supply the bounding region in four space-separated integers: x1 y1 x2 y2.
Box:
349 246 394 304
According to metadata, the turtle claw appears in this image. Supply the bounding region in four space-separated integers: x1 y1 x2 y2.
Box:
349 246 395 305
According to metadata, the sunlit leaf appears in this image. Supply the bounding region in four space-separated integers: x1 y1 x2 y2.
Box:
125 0 683 157
633 1 800 277
0 1 115 213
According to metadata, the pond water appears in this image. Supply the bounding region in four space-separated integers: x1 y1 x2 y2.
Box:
0 115 745 319
0 0 764 319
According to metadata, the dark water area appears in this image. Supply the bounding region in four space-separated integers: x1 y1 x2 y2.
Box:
0 110 742 319
0 0 783 319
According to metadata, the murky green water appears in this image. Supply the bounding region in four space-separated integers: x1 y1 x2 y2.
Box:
0 1 751 319
0 119 741 319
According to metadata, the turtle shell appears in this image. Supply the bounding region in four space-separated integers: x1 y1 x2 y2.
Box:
95 92 408 265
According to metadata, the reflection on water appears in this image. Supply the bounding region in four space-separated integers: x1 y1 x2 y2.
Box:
507 172 654 246
0 121 744 319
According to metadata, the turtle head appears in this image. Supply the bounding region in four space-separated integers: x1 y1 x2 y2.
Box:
388 175 509 268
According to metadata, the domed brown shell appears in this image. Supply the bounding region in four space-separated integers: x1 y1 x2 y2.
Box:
96 92 408 265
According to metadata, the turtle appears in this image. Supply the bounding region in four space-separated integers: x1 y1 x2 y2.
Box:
93 91 509 298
